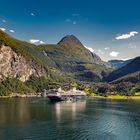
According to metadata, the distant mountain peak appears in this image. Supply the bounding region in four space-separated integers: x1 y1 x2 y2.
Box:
106 56 140 82
58 35 84 46
108 58 134 70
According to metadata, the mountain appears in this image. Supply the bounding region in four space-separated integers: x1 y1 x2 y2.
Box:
105 56 140 82
58 35 84 46
111 71 140 84
0 30 72 83
57 35 105 65
39 35 112 81
0 30 48 82
108 59 133 70
0 30 111 82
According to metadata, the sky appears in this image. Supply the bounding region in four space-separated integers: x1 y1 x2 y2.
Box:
0 0 140 61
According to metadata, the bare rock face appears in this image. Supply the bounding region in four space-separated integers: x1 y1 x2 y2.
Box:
58 35 84 46
0 44 46 82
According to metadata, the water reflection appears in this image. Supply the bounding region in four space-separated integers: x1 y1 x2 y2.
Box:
54 101 86 122
0 98 86 124
0 98 139 140
0 98 30 124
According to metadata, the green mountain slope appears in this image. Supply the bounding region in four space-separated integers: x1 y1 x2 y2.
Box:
0 30 111 82
0 30 74 82
39 35 112 81
105 56 140 82
111 71 140 84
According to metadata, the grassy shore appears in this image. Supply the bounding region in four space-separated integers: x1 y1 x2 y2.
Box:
93 95 140 100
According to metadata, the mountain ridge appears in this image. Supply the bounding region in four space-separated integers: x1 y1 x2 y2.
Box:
58 35 84 46
105 56 140 82
39 35 112 81
0 30 111 82
108 59 134 70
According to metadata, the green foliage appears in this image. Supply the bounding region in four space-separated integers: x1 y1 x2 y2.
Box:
0 75 73 96
48 68 74 83
131 86 140 94
83 82 140 96
25 76 60 92
0 84 11 96
112 71 140 84
0 78 33 96
39 42 111 82
84 88 94 96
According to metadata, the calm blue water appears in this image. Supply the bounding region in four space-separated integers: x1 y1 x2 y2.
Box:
0 98 139 140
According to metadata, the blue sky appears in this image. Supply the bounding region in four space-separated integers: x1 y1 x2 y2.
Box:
0 0 140 61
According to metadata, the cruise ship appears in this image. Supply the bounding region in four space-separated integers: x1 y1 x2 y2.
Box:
44 87 86 102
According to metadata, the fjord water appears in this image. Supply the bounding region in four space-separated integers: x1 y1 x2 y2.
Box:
0 98 139 140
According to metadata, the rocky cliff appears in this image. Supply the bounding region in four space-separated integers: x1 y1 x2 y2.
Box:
0 43 46 82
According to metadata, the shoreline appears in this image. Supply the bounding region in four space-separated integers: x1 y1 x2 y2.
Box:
92 95 140 100
0 94 41 98
0 93 140 100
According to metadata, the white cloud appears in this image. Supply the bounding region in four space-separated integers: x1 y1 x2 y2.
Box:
120 57 134 61
73 21 77 25
39 41 45 44
0 27 6 31
2 19 6 23
109 51 119 57
30 39 45 45
116 31 138 40
30 39 40 44
128 43 137 49
30 13 35 16
9 30 15 33
84 46 94 53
